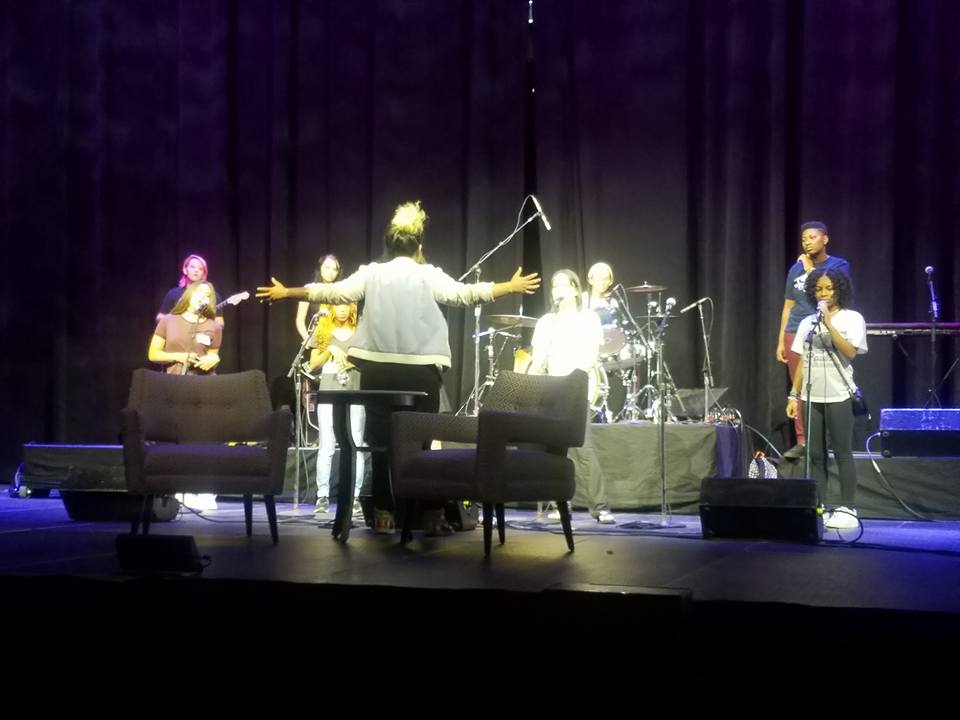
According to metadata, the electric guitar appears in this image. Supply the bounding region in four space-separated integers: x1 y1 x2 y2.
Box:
215 291 250 311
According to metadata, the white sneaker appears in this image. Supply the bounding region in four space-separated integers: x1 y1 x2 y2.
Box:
824 506 858 530
595 510 616 525
177 493 218 512
546 503 561 521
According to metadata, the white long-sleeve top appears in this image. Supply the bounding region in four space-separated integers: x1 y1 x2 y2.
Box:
307 256 495 367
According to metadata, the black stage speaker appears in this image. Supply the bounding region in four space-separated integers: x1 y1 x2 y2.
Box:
699 477 822 543
116 534 204 574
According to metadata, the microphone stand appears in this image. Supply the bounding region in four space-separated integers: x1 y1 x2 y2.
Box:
288 312 321 512
925 272 941 408
802 320 818 482
458 210 541 415
624 305 684 530
694 299 715 420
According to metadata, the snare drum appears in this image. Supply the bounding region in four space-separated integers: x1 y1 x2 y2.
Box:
587 365 609 412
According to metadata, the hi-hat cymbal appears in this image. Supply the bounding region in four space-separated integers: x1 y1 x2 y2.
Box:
626 283 667 293
485 314 537 328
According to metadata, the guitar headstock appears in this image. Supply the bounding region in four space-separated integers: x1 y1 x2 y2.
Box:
217 291 250 310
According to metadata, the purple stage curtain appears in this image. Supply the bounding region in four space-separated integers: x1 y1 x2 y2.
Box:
534 0 960 439
0 0 527 476
2 1 959 478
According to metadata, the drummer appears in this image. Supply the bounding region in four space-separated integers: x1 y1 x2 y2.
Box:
583 262 618 325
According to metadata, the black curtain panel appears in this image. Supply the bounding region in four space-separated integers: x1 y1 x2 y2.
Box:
1 0 958 480
534 0 959 442
0 0 527 478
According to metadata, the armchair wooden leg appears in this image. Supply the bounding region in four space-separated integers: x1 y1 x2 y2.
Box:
557 500 575 552
495 504 506 545
243 494 253 537
264 495 279 544
482 503 494 557
141 494 154 535
130 494 147 535
400 499 415 546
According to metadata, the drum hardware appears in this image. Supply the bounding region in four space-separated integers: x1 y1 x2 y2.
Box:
457 326 522 413
601 282 685 424
587 365 611 419
601 356 643 374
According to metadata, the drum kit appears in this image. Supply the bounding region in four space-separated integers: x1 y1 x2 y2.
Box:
474 282 683 422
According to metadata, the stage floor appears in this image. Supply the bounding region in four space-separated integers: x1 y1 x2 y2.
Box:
5 492 960 690
3 493 960 614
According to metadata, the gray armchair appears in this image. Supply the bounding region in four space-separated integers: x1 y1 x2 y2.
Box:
391 370 589 555
120 369 292 543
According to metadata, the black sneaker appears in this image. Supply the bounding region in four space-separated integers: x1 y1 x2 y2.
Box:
782 444 806 460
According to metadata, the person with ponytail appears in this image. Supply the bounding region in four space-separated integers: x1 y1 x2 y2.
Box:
258 201 540 534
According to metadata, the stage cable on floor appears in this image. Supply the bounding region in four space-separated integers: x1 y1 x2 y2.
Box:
864 432 933 522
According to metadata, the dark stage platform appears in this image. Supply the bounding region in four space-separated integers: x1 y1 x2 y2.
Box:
2 493 960 689
19 430 960 521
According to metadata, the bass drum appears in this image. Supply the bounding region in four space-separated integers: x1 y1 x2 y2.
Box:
587 365 609 412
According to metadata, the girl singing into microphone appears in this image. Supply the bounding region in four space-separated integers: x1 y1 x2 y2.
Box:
786 268 867 530
149 281 222 375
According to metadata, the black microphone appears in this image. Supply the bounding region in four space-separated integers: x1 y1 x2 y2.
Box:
530 195 552 231
926 265 940 321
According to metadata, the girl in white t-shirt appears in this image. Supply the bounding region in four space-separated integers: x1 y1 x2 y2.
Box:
787 268 867 530
532 270 615 524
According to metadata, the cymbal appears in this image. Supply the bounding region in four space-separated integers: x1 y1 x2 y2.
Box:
485 314 537 328
625 283 667 293
636 314 678 320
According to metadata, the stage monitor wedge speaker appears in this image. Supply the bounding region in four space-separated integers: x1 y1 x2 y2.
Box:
699 476 822 543
879 409 960 457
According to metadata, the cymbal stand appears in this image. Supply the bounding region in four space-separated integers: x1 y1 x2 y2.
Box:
611 284 658 421
456 327 518 413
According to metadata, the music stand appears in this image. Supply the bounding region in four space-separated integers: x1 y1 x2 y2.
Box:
674 387 729 420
